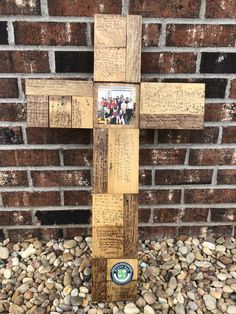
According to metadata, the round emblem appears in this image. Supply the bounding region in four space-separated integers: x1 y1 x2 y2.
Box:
110 262 133 285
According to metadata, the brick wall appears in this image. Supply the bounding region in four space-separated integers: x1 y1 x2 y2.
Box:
0 0 236 241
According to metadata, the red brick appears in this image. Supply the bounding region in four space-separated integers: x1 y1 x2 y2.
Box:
0 127 23 144
153 208 179 223
27 128 91 144
139 170 152 186
206 0 236 18
0 51 49 73
205 103 236 122
0 104 26 122
211 208 236 222
218 170 236 184
130 0 201 17
140 149 186 166
185 189 236 204
158 127 219 144
65 227 91 238
142 24 161 47
166 24 236 47
230 79 236 98
0 0 40 15
139 208 151 223
0 171 28 187
181 208 209 222
0 211 32 225
140 129 155 144
31 170 91 187
153 207 209 223
141 52 196 74
0 150 60 166
63 149 92 166
139 226 177 240
64 191 92 206
139 189 181 205
2 191 60 207
189 149 236 166
178 226 232 237
222 126 236 143
7 228 63 242
155 169 213 185
48 0 122 16
0 79 18 98
14 22 88 46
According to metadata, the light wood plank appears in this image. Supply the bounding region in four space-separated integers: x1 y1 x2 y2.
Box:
49 96 71 128
72 96 93 129
95 14 126 48
106 259 138 281
92 194 124 227
92 258 107 302
107 281 137 301
123 194 138 258
108 129 139 194
126 15 142 83
92 226 123 258
94 48 126 82
93 129 108 193
26 80 93 96
27 96 48 127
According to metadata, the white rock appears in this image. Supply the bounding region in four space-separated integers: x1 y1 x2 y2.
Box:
168 276 177 290
79 286 89 293
179 246 188 255
20 244 36 259
202 241 216 250
143 292 156 305
216 245 226 253
64 240 77 249
217 273 227 281
203 294 216 311
186 252 195 264
124 303 140 314
194 261 211 268
144 305 155 314
3 268 11 279
175 303 185 314
227 305 236 314
0 247 9 259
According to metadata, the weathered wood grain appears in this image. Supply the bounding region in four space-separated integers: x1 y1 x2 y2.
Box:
94 48 126 82
49 96 71 128
93 129 108 193
92 226 123 258
126 15 142 83
95 14 126 48
140 114 204 129
27 96 49 127
107 281 137 301
123 194 138 258
26 80 93 96
108 129 139 194
72 96 93 129
92 258 107 302
92 194 124 227
106 259 138 281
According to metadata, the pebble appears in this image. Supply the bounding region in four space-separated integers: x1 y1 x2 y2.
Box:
179 245 188 255
0 247 9 259
20 244 36 259
168 276 177 290
124 303 140 314
203 294 216 311
4 268 12 279
227 305 236 313
63 239 77 249
144 305 155 314
143 292 156 305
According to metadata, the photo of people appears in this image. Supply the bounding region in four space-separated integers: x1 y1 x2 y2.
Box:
97 86 137 126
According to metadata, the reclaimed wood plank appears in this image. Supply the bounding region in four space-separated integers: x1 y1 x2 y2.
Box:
93 129 108 193
27 95 49 127
92 194 124 227
106 259 138 281
49 96 71 128
26 80 93 96
140 114 204 129
107 281 137 301
94 14 126 48
126 15 142 83
72 96 93 129
92 258 107 302
108 129 139 194
94 48 126 82
123 194 138 258
92 226 123 258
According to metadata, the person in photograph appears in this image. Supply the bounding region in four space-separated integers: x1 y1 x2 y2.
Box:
126 97 134 122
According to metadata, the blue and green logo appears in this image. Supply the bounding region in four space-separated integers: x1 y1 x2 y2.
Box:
110 262 133 285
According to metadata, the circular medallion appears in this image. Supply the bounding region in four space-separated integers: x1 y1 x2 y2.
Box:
110 262 133 285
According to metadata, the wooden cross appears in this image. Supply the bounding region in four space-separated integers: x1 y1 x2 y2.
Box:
25 14 205 302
